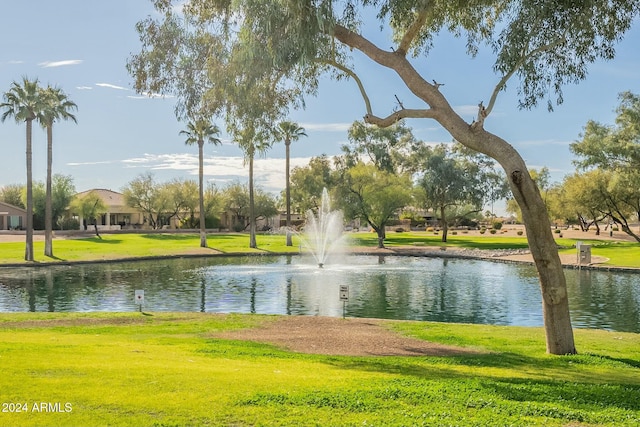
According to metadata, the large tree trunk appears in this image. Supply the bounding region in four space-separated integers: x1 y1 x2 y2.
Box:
198 141 207 248
375 226 385 248
440 206 448 243
25 119 34 262
452 129 576 355
285 140 292 246
45 125 54 257
334 26 576 354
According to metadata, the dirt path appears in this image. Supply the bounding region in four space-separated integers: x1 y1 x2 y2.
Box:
216 316 482 357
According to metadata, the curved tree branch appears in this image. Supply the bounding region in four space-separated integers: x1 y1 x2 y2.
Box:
364 108 437 127
332 24 442 104
317 58 372 115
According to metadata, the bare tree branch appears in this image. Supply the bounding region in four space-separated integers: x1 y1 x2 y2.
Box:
364 108 437 127
317 58 372 115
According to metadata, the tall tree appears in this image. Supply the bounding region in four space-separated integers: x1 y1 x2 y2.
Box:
236 125 272 248
418 144 485 242
123 172 167 229
39 85 77 257
337 162 411 248
70 191 107 237
180 117 222 247
1 77 45 261
275 121 307 246
130 1 640 354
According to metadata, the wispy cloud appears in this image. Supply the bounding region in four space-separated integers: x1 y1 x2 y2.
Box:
67 160 113 166
119 153 312 192
95 83 128 91
39 59 83 68
76 86 93 90
300 122 352 132
7 60 23 65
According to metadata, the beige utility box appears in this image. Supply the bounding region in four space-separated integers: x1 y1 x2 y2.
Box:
577 243 592 265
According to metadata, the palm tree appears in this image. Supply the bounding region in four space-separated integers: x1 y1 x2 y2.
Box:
276 121 307 246
1 77 45 261
39 85 77 257
237 126 272 248
180 118 222 247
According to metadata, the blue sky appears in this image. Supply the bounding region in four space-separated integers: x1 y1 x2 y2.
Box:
1 1 639 211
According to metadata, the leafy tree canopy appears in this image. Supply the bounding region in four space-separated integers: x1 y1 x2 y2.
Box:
571 91 640 170
130 0 639 126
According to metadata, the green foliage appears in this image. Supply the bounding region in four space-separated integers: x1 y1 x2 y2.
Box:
0 183 25 208
25 174 77 230
70 191 107 228
492 221 503 230
342 120 425 174
569 92 640 242
289 155 336 214
336 162 412 245
571 92 640 170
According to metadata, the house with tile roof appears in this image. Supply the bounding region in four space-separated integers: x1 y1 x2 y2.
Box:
73 189 146 230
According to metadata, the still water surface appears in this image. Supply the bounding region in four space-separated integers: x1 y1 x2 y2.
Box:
0 255 638 332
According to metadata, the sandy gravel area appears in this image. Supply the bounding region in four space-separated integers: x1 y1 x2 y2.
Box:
216 315 482 357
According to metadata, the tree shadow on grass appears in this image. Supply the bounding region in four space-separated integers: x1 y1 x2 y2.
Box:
323 352 640 418
86 237 123 244
325 350 640 385
140 234 198 241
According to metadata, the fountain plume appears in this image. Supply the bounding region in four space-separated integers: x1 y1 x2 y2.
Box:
300 188 345 267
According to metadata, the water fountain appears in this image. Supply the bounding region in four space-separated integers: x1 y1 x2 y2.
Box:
298 188 345 268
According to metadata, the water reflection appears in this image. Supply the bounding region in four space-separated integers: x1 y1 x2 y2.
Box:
0 255 638 333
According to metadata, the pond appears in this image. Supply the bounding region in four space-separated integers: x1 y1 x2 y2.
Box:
0 255 638 333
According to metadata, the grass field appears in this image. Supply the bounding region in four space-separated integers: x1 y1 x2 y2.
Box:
0 234 638 425
0 230 638 267
0 313 638 427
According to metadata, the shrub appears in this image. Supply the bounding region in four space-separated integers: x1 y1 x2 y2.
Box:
517 230 523 236
489 229 497 234
492 221 503 230
451 231 457 235
395 228 404 233
554 229 561 234
480 229 486 234
58 217 79 230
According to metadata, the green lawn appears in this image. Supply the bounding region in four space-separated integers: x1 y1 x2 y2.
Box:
1 231 639 268
0 313 638 427
0 233 301 264
349 231 640 268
